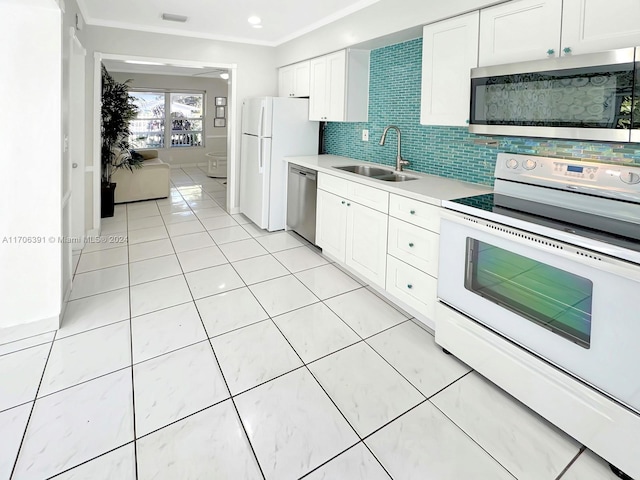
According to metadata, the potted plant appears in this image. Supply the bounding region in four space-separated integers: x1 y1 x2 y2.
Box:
100 64 144 217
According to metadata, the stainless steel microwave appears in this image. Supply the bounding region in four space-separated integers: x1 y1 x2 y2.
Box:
469 48 639 142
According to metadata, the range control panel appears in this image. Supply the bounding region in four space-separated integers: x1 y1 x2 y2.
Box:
494 153 640 202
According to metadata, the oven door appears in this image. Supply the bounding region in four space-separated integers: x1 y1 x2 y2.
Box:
438 210 640 413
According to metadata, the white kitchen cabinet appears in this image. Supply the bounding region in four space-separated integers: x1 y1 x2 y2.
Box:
309 49 370 122
387 217 439 277
278 61 310 98
386 256 438 321
561 0 640 55
478 0 563 66
420 11 479 126
316 174 388 288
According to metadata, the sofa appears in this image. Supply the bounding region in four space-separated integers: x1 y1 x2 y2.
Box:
112 150 170 204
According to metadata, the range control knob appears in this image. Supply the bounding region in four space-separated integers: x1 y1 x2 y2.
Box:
506 158 519 169
620 171 640 185
523 159 537 170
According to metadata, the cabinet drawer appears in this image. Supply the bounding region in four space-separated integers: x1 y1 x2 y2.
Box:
319 173 389 213
389 194 440 232
387 217 439 277
386 256 437 320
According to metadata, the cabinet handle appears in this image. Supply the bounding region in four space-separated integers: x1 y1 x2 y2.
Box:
546 48 555 56
410 210 415 215
341 200 345 205
563 47 572 55
347 203 351 206
407 284 413 289
409 242 414 247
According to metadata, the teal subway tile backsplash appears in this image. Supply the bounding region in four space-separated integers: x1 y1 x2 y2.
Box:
323 37 640 187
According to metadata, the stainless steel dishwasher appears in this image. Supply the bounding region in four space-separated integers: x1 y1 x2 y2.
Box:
287 163 317 244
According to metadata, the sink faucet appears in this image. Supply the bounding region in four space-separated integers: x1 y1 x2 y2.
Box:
379 125 409 172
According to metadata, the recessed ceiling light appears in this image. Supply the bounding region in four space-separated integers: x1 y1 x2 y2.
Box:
162 13 188 23
247 16 261 25
252 24 263 29
124 60 166 66
220 73 229 80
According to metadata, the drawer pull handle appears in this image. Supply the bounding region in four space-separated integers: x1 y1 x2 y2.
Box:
347 203 351 206
407 284 413 289
409 242 414 247
410 210 416 215
341 201 345 205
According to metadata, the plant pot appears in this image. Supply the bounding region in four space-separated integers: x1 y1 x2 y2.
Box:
101 182 117 218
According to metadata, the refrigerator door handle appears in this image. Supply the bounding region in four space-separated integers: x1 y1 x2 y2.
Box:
258 103 265 138
258 138 264 174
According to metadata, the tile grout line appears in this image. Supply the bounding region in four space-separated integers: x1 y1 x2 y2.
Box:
554 446 586 480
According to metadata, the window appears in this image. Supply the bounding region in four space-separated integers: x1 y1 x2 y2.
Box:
129 91 204 149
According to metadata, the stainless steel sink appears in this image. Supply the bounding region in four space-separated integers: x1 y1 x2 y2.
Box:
376 174 418 182
334 165 393 177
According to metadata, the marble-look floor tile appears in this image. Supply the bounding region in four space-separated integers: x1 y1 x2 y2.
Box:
184 264 244 300
256 231 305 253
196 288 269 338
128 226 168 245
69 265 129 300
232 254 289 285
166 220 205 238
128 238 174 263
249 275 319 317
231 213 251 225
13 369 134 480
431 371 581 480
193 206 227 219
295 264 361 300
235 368 359 480
100 220 127 235
131 302 207 363
136 400 262 480
367 321 471 397
0 402 32 480
273 246 328 273
366 401 514 480
561 449 621 480
129 254 182 285
130 275 192 317
133 342 229 436
219 238 268 262
176 245 227 273
211 320 302 395
127 204 160 220
324 288 407 338
241 223 271 238
201 215 238 231
76 246 128 274
127 215 165 232
58 288 130 339
208 225 251 245
53 444 136 480
161 210 196 225
0 331 55 356
305 443 391 480
0 344 50 411
274 303 360 363
309 342 424 437
80 234 128 253
158 203 191 215
39 321 131 396
170 232 215 253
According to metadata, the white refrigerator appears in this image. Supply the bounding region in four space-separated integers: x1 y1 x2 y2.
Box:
240 97 319 231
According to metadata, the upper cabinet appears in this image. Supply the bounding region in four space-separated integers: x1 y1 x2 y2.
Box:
479 0 640 66
561 0 640 55
420 11 479 126
479 0 563 66
309 49 370 122
278 61 310 98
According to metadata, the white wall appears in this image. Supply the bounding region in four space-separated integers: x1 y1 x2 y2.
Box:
275 0 503 66
0 0 62 336
84 26 277 221
111 72 229 167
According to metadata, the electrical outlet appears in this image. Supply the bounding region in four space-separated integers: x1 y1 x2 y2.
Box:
362 129 369 141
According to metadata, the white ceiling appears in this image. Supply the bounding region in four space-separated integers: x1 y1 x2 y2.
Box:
77 0 381 46
102 59 228 78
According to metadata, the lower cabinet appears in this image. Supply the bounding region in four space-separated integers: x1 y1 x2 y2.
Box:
386 256 438 320
316 188 388 288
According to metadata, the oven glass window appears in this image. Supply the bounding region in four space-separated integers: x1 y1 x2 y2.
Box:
465 239 593 348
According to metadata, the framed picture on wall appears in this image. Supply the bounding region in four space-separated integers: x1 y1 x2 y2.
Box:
215 106 226 118
215 97 227 106
214 118 226 127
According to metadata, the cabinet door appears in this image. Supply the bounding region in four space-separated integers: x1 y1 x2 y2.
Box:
479 0 562 66
316 189 347 261
420 11 479 126
278 65 294 97
325 50 347 121
293 61 310 97
345 202 388 288
309 57 327 120
561 0 640 55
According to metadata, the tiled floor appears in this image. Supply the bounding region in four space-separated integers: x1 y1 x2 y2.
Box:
0 167 623 480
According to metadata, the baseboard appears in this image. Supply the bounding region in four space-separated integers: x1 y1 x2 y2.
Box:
169 162 208 169
0 315 59 345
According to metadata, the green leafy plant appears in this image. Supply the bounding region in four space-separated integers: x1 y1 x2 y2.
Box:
101 64 143 185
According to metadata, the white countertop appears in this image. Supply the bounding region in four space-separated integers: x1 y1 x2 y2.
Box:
286 155 492 206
